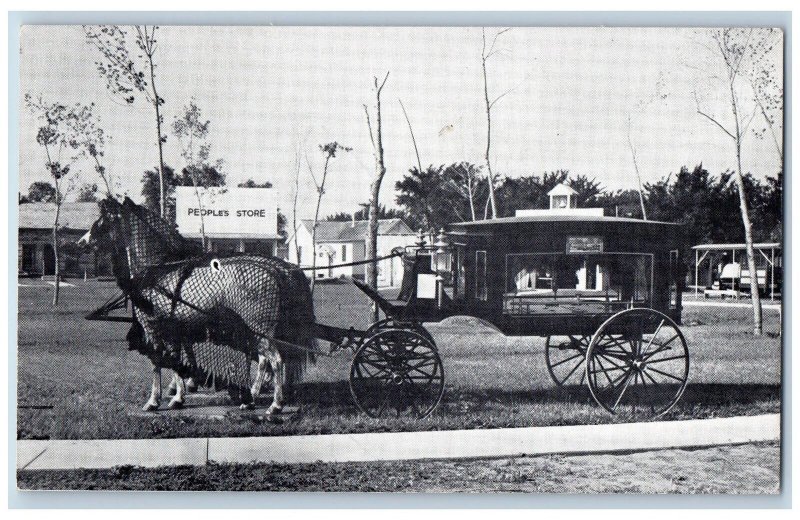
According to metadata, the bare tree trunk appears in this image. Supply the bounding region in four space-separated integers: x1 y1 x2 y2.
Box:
292 145 302 263
310 155 331 296
146 42 166 218
730 82 763 335
51 189 61 306
467 174 477 221
482 54 499 219
399 98 423 174
365 73 390 321
627 115 648 220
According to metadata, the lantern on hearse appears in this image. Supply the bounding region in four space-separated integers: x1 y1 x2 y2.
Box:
432 229 452 309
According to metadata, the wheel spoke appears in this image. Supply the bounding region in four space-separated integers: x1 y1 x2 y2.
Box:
644 365 685 382
611 369 635 409
640 319 665 357
644 354 688 365
550 352 584 368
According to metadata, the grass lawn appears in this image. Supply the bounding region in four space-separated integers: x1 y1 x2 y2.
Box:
17 441 780 493
17 279 782 440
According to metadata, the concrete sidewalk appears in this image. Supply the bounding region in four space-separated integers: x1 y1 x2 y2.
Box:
17 414 780 471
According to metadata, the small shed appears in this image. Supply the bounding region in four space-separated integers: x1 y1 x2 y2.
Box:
691 242 781 300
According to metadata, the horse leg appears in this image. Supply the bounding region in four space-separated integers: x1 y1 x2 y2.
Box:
168 374 186 409
167 373 179 396
266 344 285 415
250 354 269 400
185 377 198 393
142 363 162 411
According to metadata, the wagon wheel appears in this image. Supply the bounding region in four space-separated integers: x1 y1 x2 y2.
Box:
364 318 435 346
585 308 689 419
349 328 444 419
545 335 590 386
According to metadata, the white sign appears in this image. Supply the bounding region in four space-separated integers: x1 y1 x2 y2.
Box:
175 187 278 238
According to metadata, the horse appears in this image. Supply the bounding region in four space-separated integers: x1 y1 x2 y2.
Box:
84 197 316 413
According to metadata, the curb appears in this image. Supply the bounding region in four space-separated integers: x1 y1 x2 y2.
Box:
17 414 780 471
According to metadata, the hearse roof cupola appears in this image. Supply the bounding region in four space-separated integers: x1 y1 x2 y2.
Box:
548 183 578 210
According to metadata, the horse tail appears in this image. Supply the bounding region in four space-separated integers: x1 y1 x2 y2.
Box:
280 266 317 386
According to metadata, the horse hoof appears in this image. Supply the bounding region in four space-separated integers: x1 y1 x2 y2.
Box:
142 402 159 412
167 399 184 409
186 380 198 393
240 403 255 411
267 405 283 415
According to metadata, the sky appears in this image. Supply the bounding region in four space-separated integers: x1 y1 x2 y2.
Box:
18 26 783 220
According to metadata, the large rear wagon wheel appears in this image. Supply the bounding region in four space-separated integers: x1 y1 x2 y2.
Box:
349 328 444 419
585 308 689 419
545 335 589 386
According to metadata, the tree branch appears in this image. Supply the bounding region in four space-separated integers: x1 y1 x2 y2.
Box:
694 92 735 140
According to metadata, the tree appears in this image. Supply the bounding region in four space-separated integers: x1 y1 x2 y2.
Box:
363 72 390 319
26 181 57 203
85 25 167 216
395 165 447 231
76 183 99 202
480 27 513 219
24 94 86 305
142 165 177 218
745 29 783 172
306 141 351 294
326 204 406 223
693 28 770 335
442 162 486 221
238 179 273 188
171 100 223 250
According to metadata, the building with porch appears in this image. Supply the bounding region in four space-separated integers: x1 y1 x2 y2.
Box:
174 186 281 256
18 202 110 278
287 218 417 288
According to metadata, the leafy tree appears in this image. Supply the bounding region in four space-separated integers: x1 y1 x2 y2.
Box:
442 162 487 221
172 100 224 249
76 183 99 202
238 179 273 188
326 204 407 222
24 94 88 305
142 165 177 217
85 25 167 216
395 165 449 231
26 181 57 203
141 163 225 222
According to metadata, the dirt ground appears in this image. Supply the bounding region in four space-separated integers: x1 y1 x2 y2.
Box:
17 441 780 493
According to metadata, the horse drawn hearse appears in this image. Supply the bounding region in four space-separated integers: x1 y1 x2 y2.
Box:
86 198 688 421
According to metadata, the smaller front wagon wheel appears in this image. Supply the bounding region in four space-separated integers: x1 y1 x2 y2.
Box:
349 328 444 419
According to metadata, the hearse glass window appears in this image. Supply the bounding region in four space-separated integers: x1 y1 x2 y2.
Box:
669 249 679 309
453 246 466 299
475 250 488 301
505 253 653 304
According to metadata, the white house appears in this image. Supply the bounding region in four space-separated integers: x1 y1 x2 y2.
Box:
288 218 417 288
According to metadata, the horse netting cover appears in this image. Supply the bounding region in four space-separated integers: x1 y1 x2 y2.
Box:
111 198 316 394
